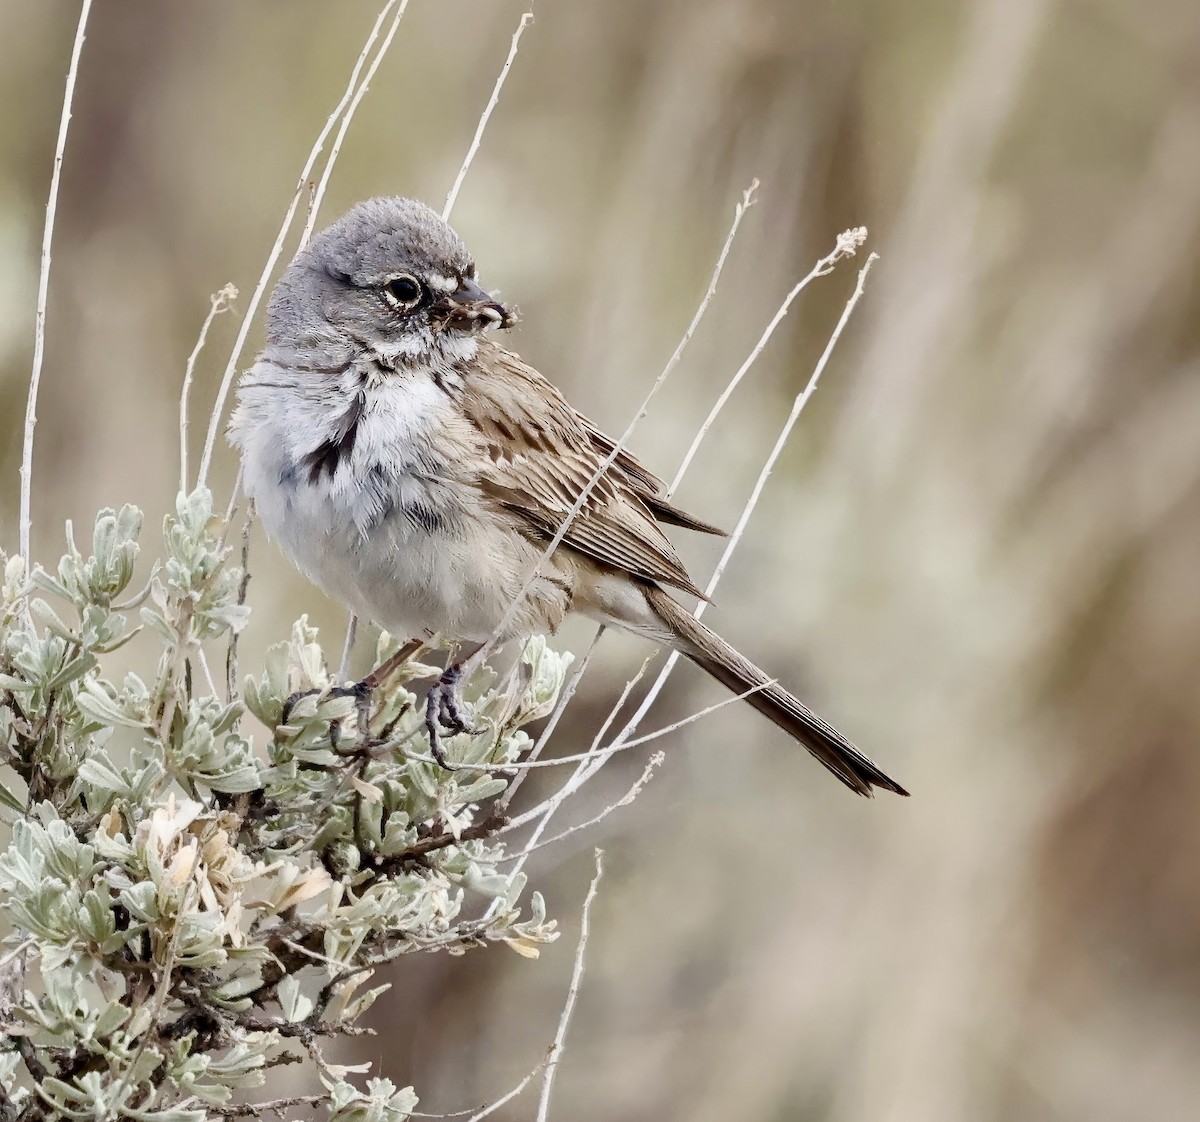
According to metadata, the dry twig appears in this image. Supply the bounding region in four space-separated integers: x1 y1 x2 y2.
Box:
442 12 535 222
535 850 604 1122
19 0 93 562
198 0 410 487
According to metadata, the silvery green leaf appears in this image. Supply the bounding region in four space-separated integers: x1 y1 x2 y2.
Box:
78 678 148 730
203 1034 270 1088
460 866 511 899
277 974 314 1023
0 776 25 813
120 881 160 923
123 1110 206 1122
77 886 116 944
140 605 177 644
45 651 96 692
327 1077 418 1122
29 567 73 602
408 758 440 800
76 752 131 794
338 981 390 1023
453 776 507 803
502 871 527 908
209 970 264 1005
358 798 384 848
29 598 77 643
4 552 27 592
328 1082 359 1109
35 1074 110 1118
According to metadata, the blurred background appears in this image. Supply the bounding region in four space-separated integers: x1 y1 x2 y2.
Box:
3 0 1200 1118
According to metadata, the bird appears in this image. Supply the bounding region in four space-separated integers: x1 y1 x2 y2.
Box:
229 196 908 797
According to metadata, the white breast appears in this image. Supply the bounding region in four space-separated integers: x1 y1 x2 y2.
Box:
230 350 571 644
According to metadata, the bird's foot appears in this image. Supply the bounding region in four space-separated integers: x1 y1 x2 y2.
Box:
280 688 320 726
326 678 373 749
280 679 378 754
424 664 483 770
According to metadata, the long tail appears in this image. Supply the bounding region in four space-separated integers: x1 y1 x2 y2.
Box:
645 586 909 797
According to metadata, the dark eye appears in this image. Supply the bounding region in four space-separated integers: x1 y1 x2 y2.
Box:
383 274 423 309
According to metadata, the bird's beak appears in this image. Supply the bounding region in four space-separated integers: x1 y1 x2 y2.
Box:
438 277 514 332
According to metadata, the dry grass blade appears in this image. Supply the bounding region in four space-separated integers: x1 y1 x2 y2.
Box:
197 0 408 489
535 850 604 1122
180 283 237 494
298 0 414 248
608 250 880 747
405 1054 548 1120
506 752 666 863
19 0 93 562
443 12 535 222
668 225 867 494
476 179 760 667
506 244 878 857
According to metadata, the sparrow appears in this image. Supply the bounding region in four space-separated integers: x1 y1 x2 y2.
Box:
229 197 907 797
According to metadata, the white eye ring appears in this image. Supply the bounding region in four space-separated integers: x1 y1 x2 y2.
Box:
383 274 423 310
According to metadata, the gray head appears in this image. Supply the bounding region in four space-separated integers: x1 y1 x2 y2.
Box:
266 197 512 362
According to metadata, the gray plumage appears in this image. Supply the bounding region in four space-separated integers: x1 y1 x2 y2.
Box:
229 196 908 796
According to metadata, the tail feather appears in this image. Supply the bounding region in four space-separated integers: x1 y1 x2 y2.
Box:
646 586 909 797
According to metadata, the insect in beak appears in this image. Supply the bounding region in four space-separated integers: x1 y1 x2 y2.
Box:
437 277 514 331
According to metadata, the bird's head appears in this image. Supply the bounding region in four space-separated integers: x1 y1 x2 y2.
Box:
267 196 514 365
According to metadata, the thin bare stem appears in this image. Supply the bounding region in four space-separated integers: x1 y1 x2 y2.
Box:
19 0 93 562
407 1054 548 1121
478 180 760 666
443 12 534 221
338 613 359 683
214 1096 326 1120
668 225 867 495
0 937 34 971
197 0 406 488
496 627 605 813
180 284 237 494
536 850 604 1122
501 752 665 864
105 884 194 1120
612 250 881 744
299 0 413 248
415 679 767 776
508 243 878 851
499 657 651 839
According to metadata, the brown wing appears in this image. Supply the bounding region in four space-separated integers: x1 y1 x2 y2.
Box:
577 416 727 537
462 341 710 598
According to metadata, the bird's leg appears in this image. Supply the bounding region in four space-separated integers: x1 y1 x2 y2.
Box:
326 679 373 746
325 637 428 750
424 643 487 769
280 689 320 726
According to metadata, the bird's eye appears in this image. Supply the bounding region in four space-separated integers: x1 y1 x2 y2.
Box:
383 274 423 309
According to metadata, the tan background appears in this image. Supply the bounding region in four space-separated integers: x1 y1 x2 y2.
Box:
2 1 1200 1118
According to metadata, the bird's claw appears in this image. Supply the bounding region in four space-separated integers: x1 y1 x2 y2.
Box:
283 660 479 772
424 665 482 769
326 679 373 745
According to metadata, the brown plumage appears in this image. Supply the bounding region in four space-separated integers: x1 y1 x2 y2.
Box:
459 341 909 797
234 196 908 797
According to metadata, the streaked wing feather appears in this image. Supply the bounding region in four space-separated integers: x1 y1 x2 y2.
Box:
579 416 726 536
463 342 707 597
